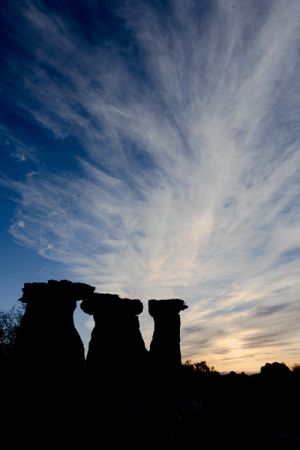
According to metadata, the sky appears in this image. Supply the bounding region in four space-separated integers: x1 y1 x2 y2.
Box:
1 0 300 372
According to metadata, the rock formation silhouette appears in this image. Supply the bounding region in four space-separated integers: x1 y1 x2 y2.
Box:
4 278 300 450
148 299 188 370
81 293 148 390
12 279 95 376
7 280 95 450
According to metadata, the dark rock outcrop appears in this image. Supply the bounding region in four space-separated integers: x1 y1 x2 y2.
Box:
148 299 188 370
8 280 95 450
81 293 148 389
12 279 95 375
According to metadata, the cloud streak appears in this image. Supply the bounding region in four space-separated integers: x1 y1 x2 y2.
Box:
1 0 300 371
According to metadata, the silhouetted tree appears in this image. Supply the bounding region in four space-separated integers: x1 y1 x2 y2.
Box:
0 305 24 362
194 361 211 373
183 360 219 374
291 363 300 373
291 363 300 380
260 361 291 377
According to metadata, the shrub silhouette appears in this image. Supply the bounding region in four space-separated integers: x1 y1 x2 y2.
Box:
0 305 24 363
260 361 291 377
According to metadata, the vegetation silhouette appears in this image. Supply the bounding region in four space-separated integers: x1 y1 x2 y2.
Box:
0 304 24 364
1 279 300 449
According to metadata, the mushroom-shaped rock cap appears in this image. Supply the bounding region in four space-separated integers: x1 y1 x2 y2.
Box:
148 299 188 316
81 293 143 316
19 279 95 303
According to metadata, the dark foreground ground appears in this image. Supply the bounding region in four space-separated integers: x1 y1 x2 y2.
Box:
2 367 300 450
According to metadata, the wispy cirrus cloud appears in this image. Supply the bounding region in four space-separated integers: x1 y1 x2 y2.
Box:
1 0 300 371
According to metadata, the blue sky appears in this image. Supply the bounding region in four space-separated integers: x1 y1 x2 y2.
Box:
1 0 300 371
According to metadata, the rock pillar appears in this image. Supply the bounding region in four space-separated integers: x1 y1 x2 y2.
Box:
148 299 188 370
12 279 95 375
81 293 148 388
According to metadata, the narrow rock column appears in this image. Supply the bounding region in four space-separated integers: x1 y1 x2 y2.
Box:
148 299 188 370
81 293 148 387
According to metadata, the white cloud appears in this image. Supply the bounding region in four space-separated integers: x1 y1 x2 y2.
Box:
2 0 300 371
0 125 38 164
